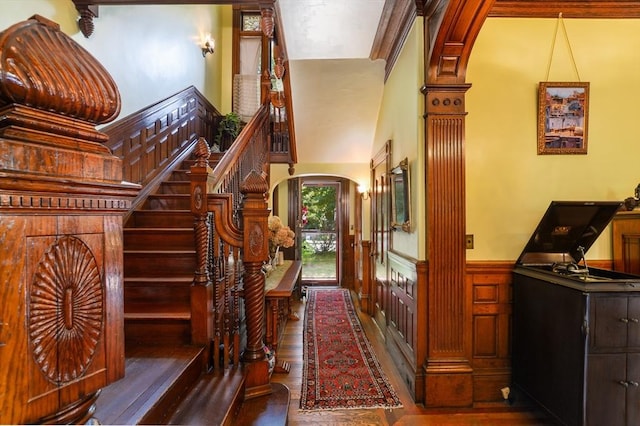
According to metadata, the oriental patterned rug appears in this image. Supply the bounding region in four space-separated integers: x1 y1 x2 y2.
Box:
300 288 403 411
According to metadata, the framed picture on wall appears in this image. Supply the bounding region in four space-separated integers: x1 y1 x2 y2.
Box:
537 82 589 155
390 158 411 232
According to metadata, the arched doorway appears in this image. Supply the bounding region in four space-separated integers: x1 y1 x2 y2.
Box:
271 175 357 289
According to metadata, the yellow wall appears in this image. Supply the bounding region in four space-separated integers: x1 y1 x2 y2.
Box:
0 1 228 120
466 18 640 261
372 19 425 260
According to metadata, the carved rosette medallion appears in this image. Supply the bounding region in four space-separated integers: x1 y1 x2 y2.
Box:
193 185 203 211
29 236 103 384
248 223 264 257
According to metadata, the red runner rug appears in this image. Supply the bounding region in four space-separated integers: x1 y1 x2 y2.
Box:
300 288 403 411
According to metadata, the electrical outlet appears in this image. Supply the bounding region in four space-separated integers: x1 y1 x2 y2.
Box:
501 386 510 400
465 234 474 249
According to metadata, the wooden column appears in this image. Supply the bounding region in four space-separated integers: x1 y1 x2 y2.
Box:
189 138 214 355
240 170 272 399
423 83 473 407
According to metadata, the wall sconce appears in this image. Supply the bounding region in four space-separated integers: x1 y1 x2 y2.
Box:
201 34 215 57
358 185 370 200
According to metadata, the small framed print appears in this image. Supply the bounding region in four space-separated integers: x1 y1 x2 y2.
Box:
537 82 589 155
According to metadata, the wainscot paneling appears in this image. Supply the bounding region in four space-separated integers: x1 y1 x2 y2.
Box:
102 86 219 213
386 251 427 403
466 261 515 404
466 259 614 405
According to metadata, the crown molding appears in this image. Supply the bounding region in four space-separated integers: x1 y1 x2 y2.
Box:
489 0 640 18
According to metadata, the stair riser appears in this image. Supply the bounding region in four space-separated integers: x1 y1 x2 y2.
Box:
139 349 206 425
127 212 194 228
125 319 191 346
124 253 196 277
124 230 194 250
169 170 190 181
143 196 191 210
125 286 190 308
156 182 190 194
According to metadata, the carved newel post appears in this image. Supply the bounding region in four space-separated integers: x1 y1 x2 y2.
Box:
0 16 139 424
240 170 272 398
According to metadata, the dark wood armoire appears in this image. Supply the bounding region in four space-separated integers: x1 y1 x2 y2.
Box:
0 15 138 424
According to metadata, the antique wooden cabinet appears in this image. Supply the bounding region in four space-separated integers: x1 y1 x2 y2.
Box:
513 201 640 426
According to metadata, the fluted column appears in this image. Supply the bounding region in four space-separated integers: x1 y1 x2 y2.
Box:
423 83 473 407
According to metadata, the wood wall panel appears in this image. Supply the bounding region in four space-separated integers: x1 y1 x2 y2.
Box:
612 211 640 273
386 251 427 403
359 240 372 314
466 261 514 403
102 86 219 212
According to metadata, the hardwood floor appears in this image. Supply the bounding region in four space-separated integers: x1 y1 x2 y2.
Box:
270 288 555 426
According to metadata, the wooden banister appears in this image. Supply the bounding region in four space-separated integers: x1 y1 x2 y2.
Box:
189 101 272 394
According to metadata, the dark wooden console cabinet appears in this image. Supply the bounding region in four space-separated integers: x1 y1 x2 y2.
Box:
513 201 640 426
513 270 640 426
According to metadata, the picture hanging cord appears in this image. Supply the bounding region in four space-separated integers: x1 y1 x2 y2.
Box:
545 13 581 82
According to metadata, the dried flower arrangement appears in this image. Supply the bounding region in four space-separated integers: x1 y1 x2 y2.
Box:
268 215 295 258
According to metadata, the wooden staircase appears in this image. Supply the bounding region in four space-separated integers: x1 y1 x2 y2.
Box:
123 160 197 348
92 152 250 425
89 88 291 424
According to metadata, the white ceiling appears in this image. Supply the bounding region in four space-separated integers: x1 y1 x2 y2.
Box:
278 0 385 60
276 0 387 164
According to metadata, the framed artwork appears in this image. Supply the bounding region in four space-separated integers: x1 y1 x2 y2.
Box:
390 158 411 232
537 82 589 155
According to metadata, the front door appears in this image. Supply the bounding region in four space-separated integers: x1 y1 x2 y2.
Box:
300 179 341 286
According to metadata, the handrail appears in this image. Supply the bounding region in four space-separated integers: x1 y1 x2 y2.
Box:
210 103 270 194
189 100 272 382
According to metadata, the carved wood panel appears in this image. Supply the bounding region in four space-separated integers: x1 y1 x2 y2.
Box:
386 250 427 404
467 261 513 403
102 87 217 193
612 211 640 273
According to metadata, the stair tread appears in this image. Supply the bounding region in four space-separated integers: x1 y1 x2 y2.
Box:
167 367 246 425
233 383 290 426
125 310 191 320
132 210 191 215
124 227 193 231
93 345 205 426
133 208 191 212
124 249 195 253
125 277 193 283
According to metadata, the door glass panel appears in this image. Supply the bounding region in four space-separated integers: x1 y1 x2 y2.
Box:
301 183 338 283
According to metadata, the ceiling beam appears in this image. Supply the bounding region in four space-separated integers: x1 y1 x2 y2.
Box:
72 0 267 5
71 1 275 37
